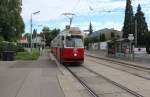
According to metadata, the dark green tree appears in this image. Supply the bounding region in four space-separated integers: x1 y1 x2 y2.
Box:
33 29 37 39
122 0 134 38
92 36 99 43
88 21 93 35
84 37 90 49
42 27 60 46
99 33 101 42
42 27 51 46
99 33 106 42
51 28 60 38
135 4 148 46
0 0 24 41
145 31 150 53
101 33 106 42
0 36 4 42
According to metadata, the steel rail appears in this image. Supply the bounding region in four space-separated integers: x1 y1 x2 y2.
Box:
65 66 100 97
82 65 144 97
87 58 150 80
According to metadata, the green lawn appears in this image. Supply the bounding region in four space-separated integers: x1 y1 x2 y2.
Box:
16 49 40 60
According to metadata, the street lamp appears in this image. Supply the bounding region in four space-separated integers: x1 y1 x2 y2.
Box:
30 11 40 52
134 19 138 47
128 34 134 61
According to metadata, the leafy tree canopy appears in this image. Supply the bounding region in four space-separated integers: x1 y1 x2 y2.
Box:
42 27 60 46
0 0 24 41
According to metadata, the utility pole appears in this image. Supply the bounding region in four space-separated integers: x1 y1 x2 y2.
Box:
135 19 137 47
30 14 33 51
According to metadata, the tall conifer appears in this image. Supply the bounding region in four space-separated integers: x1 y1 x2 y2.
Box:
135 4 148 46
122 0 134 38
89 21 93 35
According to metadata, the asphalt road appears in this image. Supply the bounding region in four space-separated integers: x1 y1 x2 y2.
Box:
0 52 65 97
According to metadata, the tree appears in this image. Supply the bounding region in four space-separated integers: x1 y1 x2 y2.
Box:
42 27 60 46
0 0 24 41
122 0 134 38
42 27 51 46
99 33 106 42
84 37 90 49
101 33 105 42
0 35 4 42
145 31 150 53
33 29 37 39
24 33 31 42
135 4 148 46
88 21 93 35
111 32 115 40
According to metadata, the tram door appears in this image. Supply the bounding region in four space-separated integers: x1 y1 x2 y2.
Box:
60 36 64 63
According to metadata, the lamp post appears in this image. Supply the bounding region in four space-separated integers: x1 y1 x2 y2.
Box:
128 34 134 61
134 19 137 47
30 11 40 52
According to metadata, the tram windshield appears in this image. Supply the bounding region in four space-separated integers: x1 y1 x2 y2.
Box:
66 36 84 47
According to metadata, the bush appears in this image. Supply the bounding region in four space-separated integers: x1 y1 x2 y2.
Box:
0 42 25 52
30 49 40 60
17 45 25 52
8 42 18 51
0 42 17 52
0 36 4 42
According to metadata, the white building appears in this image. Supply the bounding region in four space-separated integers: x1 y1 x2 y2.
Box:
32 35 45 48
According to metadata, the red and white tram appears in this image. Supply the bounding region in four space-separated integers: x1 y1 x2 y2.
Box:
51 26 84 65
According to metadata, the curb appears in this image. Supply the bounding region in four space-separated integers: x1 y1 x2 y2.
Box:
49 53 85 97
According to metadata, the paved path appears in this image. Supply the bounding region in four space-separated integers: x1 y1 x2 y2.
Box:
0 52 64 97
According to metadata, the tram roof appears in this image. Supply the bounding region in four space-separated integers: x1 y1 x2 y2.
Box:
60 27 82 35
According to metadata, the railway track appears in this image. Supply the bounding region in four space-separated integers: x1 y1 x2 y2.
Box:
66 65 143 97
86 55 150 80
66 66 99 97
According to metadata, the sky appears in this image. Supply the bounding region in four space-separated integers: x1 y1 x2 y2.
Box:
21 0 150 33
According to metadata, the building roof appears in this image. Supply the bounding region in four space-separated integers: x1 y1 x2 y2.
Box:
19 37 28 43
89 28 122 39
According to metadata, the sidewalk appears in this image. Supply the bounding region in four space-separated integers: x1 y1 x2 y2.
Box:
86 50 150 68
0 50 65 97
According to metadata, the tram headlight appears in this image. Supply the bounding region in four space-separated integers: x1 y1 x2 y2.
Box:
74 53 77 56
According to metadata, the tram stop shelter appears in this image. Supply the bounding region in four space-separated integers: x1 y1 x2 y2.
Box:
107 38 134 59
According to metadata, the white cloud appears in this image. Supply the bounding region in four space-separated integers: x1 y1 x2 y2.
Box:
21 0 126 21
64 21 123 32
21 0 150 21
22 0 150 32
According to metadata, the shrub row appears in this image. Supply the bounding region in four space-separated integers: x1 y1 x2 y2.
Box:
0 42 25 52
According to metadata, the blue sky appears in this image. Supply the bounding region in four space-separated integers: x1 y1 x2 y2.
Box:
21 0 150 33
